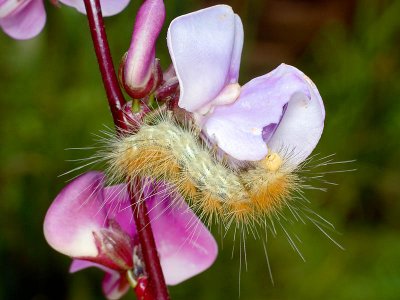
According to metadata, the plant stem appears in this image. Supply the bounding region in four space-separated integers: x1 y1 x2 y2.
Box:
82 0 126 128
83 0 170 299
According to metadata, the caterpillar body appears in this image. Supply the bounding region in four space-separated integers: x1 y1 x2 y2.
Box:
104 110 303 230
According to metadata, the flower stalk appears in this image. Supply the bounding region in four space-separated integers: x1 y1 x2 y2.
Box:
82 0 170 299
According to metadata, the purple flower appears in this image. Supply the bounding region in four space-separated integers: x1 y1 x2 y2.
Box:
60 0 130 17
167 5 325 166
0 0 46 39
0 0 130 40
43 172 217 299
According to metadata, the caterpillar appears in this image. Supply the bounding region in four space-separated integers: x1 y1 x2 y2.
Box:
102 109 306 233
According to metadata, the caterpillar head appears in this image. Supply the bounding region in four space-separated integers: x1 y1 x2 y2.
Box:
260 152 283 173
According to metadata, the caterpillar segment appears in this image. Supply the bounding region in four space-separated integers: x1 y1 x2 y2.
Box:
243 154 298 216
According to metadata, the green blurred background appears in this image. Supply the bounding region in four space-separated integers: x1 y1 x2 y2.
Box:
1 0 400 299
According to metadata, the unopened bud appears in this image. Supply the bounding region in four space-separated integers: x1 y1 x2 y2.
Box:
155 76 179 102
121 0 165 99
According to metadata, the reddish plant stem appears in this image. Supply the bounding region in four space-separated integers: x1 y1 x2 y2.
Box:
83 0 170 299
83 0 125 128
131 178 170 300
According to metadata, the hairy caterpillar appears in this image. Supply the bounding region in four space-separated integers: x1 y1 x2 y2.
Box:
103 109 306 232
63 106 351 287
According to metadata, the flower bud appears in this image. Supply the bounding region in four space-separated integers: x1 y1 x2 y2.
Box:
155 77 179 103
121 0 165 99
154 64 180 107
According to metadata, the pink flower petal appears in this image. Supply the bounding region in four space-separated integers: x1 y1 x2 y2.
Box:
70 258 110 273
146 184 218 285
102 270 130 300
0 0 30 18
50 177 217 287
103 184 136 237
59 0 130 17
0 0 45 40
167 5 243 112
43 172 107 258
105 181 218 285
70 259 129 300
202 64 325 163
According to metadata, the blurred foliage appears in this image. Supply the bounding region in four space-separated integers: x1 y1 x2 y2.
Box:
0 0 399 299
